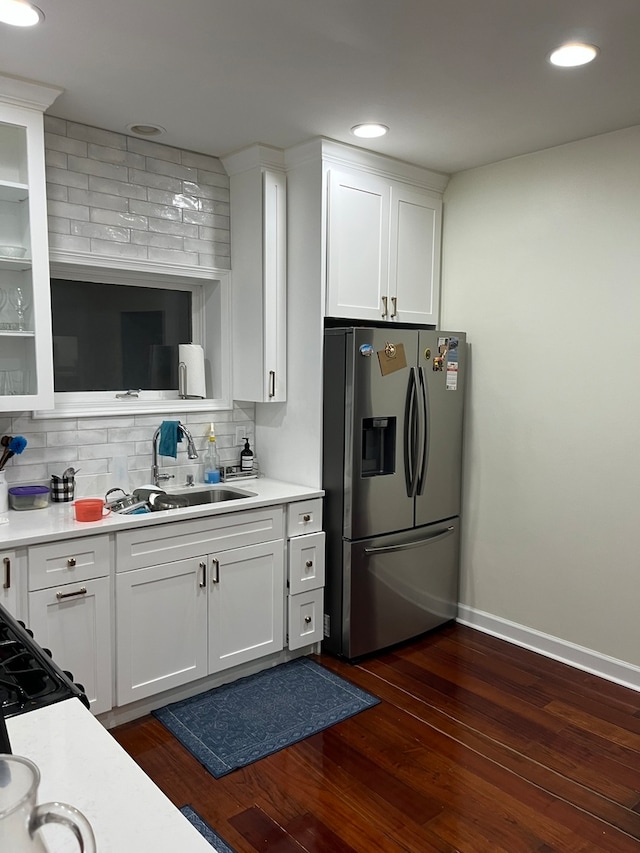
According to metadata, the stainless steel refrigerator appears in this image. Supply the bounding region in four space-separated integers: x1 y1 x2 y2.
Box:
322 326 466 659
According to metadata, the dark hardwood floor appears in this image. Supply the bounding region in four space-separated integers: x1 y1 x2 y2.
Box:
111 624 640 852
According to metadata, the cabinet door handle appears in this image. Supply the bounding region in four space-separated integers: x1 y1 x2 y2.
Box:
303 514 311 522
56 587 87 600
391 296 397 318
199 560 207 588
381 295 388 318
268 370 276 398
3 557 10 590
67 558 76 568
305 560 313 568
304 616 312 625
211 557 220 584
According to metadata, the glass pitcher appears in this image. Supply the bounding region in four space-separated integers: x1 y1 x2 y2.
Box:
0 754 96 852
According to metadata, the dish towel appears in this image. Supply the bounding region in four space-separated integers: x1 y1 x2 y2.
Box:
158 420 182 458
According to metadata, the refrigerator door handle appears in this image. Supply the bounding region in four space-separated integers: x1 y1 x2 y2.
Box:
416 366 428 495
404 367 419 497
364 526 455 554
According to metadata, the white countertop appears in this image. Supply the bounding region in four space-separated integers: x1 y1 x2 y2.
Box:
6 699 215 852
0 477 323 548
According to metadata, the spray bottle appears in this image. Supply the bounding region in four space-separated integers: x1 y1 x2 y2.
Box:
203 423 221 484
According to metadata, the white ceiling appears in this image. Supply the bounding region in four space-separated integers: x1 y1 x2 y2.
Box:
2 0 640 174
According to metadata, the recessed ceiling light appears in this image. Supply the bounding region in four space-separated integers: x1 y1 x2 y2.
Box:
351 123 389 139
0 0 43 27
548 42 599 67
126 123 166 138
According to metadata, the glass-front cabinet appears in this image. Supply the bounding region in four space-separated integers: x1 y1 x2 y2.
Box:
0 75 62 411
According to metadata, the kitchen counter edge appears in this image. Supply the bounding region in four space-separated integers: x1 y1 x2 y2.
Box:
0 477 324 548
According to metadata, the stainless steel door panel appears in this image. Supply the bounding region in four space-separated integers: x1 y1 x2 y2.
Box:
415 331 466 527
343 519 459 659
349 327 417 539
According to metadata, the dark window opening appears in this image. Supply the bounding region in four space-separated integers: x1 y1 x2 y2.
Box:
51 279 192 392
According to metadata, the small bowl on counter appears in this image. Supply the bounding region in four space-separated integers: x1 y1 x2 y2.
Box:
9 485 50 510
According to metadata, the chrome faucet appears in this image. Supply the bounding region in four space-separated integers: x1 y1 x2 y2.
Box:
151 422 199 487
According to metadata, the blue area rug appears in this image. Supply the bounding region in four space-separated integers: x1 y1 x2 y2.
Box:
153 657 379 777
180 805 236 853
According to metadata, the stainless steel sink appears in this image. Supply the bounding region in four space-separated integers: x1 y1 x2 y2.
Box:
150 487 256 511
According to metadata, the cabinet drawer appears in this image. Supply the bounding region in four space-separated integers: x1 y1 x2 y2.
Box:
116 507 284 572
28 536 110 591
287 499 323 537
288 531 325 594
288 588 324 650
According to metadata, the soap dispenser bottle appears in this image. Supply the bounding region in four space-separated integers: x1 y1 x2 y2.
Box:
204 423 221 484
240 437 254 473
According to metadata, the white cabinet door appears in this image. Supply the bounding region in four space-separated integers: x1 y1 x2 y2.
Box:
262 169 287 401
389 184 441 325
0 80 60 411
115 557 208 706
0 550 19 617
28 576 112 715
326 168 390 322
225 149 287 403
209 540 284 673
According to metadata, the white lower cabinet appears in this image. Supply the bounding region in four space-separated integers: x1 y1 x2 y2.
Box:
0 549 21 618
115 540 284 705
28 576 112 715
286 500 325 650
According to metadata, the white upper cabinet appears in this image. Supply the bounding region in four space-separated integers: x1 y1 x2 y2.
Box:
389 183 442 325
326 157 444 325
222 145 287 403
326 169 390 321
0 75 62 411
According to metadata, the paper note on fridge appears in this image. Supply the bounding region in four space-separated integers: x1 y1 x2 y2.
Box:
377 342 407 376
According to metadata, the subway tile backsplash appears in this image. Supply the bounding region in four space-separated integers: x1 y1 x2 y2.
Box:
43 116 230 269
0 119 254 496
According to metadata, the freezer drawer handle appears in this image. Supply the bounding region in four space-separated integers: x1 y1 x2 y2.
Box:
363 526 455 555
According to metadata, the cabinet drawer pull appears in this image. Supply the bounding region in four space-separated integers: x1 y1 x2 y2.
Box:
3 557 10 590
304 616 312 625
56 587 87 600
211 557 220 584
67 557 76 568
303 514 311 522
199 560 207 588
381 295 388 318
391 296 397 318
268 370 276 398
305 560 313 568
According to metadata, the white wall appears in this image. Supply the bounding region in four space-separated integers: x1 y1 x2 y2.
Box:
441 126 640 673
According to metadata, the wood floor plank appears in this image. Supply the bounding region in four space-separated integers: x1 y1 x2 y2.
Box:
110 625 640 852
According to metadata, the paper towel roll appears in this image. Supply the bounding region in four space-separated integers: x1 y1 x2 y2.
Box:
178 344 206 398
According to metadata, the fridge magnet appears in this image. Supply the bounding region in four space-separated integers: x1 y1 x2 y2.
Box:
377 342 407 376
446 337 459 390
433 336 452 372
359 343 374 357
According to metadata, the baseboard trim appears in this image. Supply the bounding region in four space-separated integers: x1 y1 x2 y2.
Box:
456 605 640 693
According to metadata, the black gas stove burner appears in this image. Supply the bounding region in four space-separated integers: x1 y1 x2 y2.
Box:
0 602 89 718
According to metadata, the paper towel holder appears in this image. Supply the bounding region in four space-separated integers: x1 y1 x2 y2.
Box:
178 361 205 399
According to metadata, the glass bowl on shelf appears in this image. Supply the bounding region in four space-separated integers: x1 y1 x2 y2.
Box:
0 245 27 258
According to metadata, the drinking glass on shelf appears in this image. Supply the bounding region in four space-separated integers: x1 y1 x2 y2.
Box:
8 286 29 331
